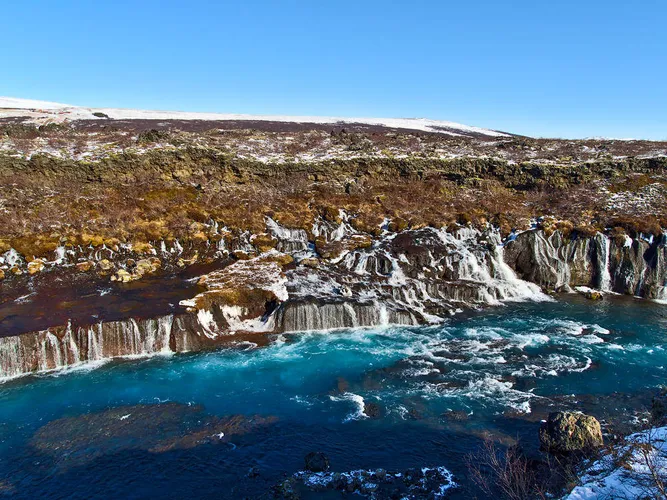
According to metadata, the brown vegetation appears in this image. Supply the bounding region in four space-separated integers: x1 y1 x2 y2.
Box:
1 121 666 260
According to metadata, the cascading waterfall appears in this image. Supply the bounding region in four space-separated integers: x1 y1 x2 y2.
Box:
533 231 572 290
595 232 613 291
488 234 548 301
278 301 416 333
283 225 550 333
5 222 666 381
266 217 310 254
436 227 547 303
0 315 176 380
505 229 667 297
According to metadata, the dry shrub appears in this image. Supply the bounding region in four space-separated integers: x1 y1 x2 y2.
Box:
610 215 663 237
466 437 581 500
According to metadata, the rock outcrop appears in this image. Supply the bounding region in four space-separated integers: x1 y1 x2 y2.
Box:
304 452 330 473
539 411 604 454
505 229 667 298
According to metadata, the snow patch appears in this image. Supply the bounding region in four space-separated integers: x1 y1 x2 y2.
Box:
0 96 509 137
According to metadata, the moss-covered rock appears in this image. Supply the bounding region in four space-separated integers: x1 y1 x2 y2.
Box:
27 259 45 275
539 411 603 454
76 261 94 272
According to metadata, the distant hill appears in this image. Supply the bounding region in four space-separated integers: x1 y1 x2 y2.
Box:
0 96 511 139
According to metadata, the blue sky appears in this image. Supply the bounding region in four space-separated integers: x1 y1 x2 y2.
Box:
2 1 666 139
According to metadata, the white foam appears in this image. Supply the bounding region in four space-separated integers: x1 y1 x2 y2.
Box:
329 392 368 422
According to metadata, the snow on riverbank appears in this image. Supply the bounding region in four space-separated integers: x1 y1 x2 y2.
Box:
565 426 667 499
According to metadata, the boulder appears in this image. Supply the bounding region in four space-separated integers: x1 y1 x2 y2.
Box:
539 411 603 454
363 402 383 419
76 261 94 272
135 258 161 276
304 452 330 472
112 269 133 283
98 259 114 271
27 259 45 275
300 257 320 268
576 287 603 300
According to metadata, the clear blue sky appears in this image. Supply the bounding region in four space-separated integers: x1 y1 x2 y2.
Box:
2 1 666 139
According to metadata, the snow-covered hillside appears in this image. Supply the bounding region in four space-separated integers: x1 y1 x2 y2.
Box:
0 97 509 138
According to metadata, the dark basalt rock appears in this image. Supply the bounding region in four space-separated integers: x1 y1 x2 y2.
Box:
363 402 383 419
304 451 330 472
504 229 667 297
441 410 469 422
651 387 667 426
275 464 457 498
2 224 667 380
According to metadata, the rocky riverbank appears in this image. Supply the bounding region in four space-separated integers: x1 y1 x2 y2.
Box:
1 218 666 379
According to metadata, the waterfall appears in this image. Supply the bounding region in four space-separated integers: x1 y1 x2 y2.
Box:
311 214 357 243
0 336 30 379
595 233 612 291
266 217 310 254
0 315 177 380
436 228 547 302
1 248 22 267
87 325 103 361
489 235 547 301
504 228 667 297
5 224 664 381
51 246 67 265
279 301 416 333
535 232 572 290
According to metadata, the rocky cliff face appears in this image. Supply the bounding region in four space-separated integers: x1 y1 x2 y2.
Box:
2 218 665 379
505 229 667 298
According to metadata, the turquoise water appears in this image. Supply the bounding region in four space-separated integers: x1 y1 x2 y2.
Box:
0 296 665 498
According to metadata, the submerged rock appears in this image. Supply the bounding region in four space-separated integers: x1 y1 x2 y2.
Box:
30 403 277 468
441 410 469 422
363 402 383 419
539 411 603 454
